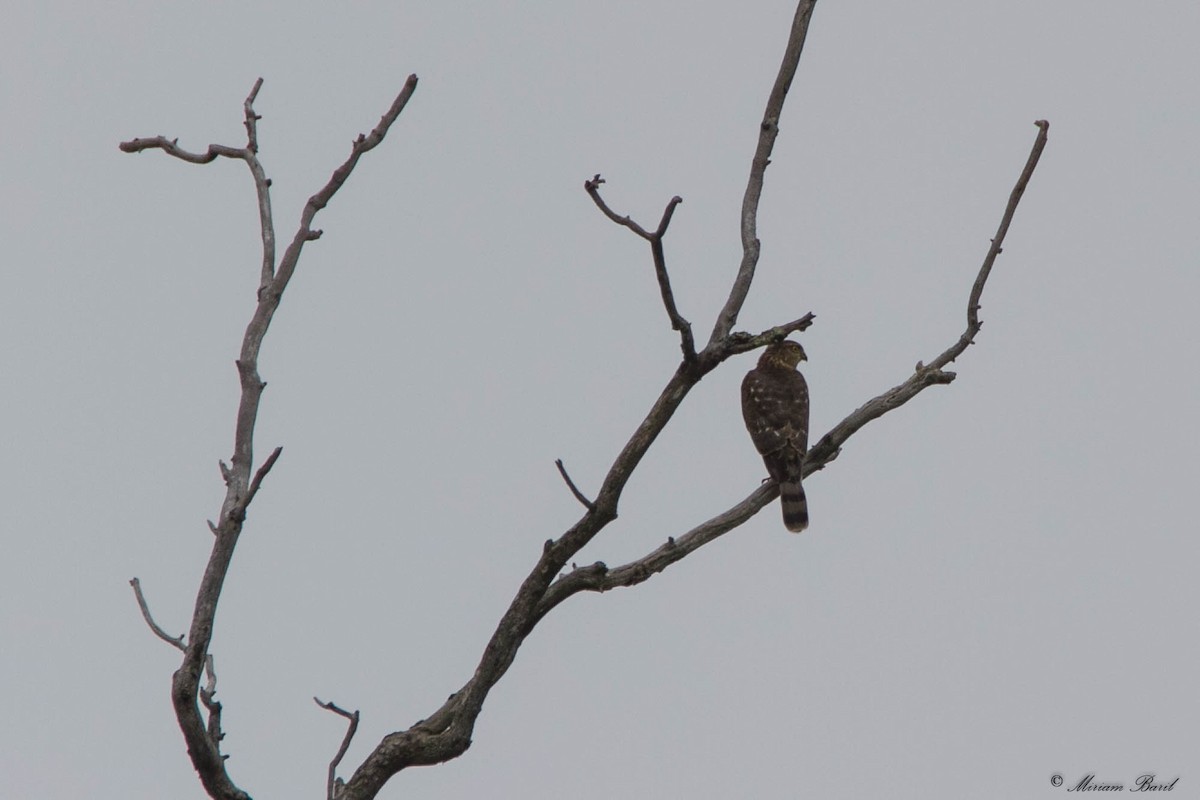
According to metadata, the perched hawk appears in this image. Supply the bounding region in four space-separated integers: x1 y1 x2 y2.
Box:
741 340 810 532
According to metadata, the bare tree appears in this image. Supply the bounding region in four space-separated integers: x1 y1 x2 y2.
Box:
122 4 1048 799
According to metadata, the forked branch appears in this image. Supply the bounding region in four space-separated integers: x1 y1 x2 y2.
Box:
537 119 1051 635
125 4 1048 799
125 77 418 800
339 7 827 798
585 175 694 359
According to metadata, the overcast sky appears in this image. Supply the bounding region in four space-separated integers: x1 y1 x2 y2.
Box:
2 2 1197 798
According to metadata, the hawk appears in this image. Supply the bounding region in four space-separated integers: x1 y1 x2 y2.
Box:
741 340 810 532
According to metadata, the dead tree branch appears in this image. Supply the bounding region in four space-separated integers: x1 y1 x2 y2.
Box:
341 104 1046 800
315 698 361 800
585 175 694 359
810 119 1050 464
125 4 1047 798
536 120 1049 610
709 0 818 348
535 482 778 617
725 314 818 357
335 7 824 798
129 578 186 651
124 75 418 800
928 119 1051 371
554 458 595 510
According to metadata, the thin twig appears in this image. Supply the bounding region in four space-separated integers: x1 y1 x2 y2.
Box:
224 443 284 525
242 78 264 153
648 200 692 358
199 655 224 748
238 79 279 292
224 445 283 525
583 175 653 236
554 459 595 510
708 1 818 348
929 119 1050 370
810 122 1049 466
315 698 361 800
117 137 245 163
129 578 186 651
241 446 283 511
584 175 695 359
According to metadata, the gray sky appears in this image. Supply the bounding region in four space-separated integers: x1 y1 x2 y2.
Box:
3 2 1197 798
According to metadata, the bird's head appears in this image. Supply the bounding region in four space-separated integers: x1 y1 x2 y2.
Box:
759 339 807 369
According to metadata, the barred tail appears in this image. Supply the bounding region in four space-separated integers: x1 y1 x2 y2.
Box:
780 480 808 533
